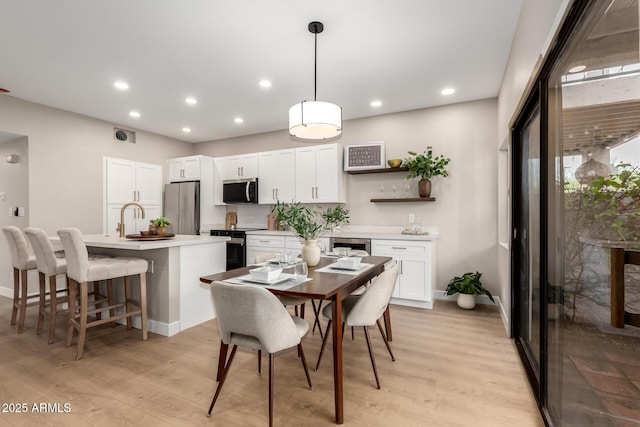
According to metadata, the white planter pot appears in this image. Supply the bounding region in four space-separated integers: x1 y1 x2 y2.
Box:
456 293 476 310
301 239 321 267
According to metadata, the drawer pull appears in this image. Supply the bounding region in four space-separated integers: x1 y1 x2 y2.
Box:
391 247 407 250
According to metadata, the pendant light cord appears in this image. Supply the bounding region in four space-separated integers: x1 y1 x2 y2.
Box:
313 27 318 101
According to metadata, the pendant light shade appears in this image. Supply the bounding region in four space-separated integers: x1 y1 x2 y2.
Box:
289 100 342 139
289 21 342 140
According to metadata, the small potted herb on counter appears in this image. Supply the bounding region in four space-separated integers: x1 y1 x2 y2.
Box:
150 217 172 236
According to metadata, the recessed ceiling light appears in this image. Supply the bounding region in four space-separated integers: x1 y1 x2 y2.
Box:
129 111 140 118
185 97 197 105
568 65 586 73
441 88 455 95
370 100 382 107
182 127 191 133
114 81 129 90
234 117 244 124
259 80 272 88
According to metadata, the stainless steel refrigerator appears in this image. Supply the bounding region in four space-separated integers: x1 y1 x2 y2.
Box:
163 181 200 235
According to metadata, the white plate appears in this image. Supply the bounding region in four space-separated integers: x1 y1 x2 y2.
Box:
329 263 368 271
236 272 294 285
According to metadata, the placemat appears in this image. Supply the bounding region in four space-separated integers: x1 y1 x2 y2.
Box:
315 263 375 276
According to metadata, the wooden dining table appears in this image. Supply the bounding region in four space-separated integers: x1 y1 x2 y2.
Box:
199 255 392 424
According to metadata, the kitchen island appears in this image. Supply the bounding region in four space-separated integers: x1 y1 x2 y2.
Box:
52 234 228 336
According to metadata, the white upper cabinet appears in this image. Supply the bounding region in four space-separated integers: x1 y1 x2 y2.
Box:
224 153 258 180
295 143 345 203
258 149 295 204
213 157 226 206
105 158 162 205
168 156 201 182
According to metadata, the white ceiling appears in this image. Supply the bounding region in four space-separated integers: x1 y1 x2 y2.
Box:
0 0 523 143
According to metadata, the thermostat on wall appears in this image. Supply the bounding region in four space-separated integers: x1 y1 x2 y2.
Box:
343 142 385 171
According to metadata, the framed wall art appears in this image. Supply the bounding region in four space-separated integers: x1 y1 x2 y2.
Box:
343 141 386 171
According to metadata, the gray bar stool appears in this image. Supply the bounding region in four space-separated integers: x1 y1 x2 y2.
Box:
2 226 38 333
57 227 149 360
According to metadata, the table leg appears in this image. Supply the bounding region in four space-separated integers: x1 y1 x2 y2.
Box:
332 294 344 424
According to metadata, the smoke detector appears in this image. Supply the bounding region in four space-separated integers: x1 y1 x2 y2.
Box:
113 128 136 143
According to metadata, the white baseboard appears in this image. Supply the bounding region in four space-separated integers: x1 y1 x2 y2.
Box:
390 297 433 309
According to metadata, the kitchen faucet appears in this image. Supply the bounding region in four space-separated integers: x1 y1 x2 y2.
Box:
118 202 145 237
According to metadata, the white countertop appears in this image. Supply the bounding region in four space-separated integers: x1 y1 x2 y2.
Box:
245 225 438 242
51 234 229 250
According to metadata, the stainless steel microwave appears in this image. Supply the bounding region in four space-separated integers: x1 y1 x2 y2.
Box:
223 178 259 204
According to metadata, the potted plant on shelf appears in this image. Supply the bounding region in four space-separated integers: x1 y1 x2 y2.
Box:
445 271 494 310
402 147 451 197
276 202 350 266
150 217 172 236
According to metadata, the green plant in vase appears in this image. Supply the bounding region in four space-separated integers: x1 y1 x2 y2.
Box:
322 205 350 233
445 271 494 309
402 146 451 198
150 217 172 236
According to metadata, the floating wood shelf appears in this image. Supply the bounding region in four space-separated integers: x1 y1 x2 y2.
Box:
347 167 408 175
370 197 436 203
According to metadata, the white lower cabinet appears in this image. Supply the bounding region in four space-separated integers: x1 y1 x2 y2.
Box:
371 239 435 308
246 234 329 264
246 235 286 264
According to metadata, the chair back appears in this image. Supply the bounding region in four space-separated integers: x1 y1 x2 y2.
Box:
25 227 63 275
2 226 33 270
210 281 301 353
57 228 90 283
346 262 398 327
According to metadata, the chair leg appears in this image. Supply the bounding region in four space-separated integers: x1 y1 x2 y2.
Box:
48 275 59 344
208 345 238 416
298 344 313 390
311 300 324 339
17 269 28 333
11 268 19 326
351 326 355 340
299 303 305 319
377 319 395 361
107 279 116 320
94 281 102 321
216 341 228 381
66 280 78 347
37 272 46 335
363 326 380 389
76 281 89 360
258 350 262 376
383 306 393 341
315 320 332 371
269 353 274 427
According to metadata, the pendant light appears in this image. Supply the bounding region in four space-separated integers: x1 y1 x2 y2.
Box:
289 21 342 140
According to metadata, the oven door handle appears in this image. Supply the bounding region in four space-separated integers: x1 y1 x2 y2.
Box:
228 237 245 246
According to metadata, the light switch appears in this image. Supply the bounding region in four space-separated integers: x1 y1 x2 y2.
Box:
0 192 5 201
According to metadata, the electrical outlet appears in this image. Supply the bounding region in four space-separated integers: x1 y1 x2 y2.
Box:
17 207 25 217
0 192 6 201
408 213 416 223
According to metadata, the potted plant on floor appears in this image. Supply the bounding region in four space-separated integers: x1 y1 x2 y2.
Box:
402 146 451 198
445 271 494 309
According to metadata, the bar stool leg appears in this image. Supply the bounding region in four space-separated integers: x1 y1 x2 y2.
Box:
11 268 19 326
48 275 59 344
76 281 88 360
66 279 78 347
37 272 46 335
139 273 148 340
107 279 115 320
124 276 132 330
17 269 28 333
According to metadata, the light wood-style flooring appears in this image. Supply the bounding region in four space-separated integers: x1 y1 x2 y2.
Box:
0 296 543 426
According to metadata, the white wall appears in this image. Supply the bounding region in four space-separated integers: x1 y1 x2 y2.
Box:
0 135 30 290
0 95 195 293
196 99 500 296
496 0 570 332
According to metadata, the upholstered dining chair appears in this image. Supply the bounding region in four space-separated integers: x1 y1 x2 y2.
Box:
24 227 71 343
208 281 313 427
2 226 39 333
254 252 321 334
315 262 399 389
57 227 149 360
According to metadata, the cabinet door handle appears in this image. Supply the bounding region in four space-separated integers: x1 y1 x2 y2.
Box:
259 240 270 243
137 191 140 201
275 188 278 200
391 247 407 250
311 187 314 198
241 167 244 176
400 260 403 274
272 189 275 200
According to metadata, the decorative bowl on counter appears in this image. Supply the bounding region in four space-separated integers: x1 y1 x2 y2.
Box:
387 159 402 168
249 266 283 281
